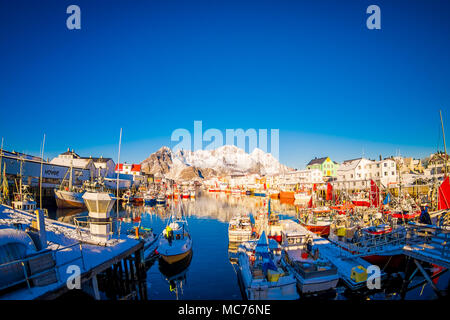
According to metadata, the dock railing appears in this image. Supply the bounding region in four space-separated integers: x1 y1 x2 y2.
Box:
73 217 115 243
404 222 450 262
0 241 85 294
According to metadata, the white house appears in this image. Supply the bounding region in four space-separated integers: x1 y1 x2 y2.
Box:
50 148 96 179
335 157 398 189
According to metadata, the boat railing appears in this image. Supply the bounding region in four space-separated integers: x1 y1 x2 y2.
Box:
338 227 408 258
73 217 115 242
0 241 85 294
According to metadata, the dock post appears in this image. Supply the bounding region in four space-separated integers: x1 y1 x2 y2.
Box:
413 259 443 298
92 275 101 300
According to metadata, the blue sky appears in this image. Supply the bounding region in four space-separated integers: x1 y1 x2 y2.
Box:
0 0 449 169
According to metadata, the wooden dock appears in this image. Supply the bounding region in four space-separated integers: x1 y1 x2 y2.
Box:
0 205 148 300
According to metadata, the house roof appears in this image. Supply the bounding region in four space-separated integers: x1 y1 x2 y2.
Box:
81 156 113 163
307 157 328 166
115 163 141 172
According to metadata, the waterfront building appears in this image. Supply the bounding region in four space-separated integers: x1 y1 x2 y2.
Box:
306 157 339 177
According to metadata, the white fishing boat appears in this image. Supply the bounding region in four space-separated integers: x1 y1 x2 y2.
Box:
156 193 166 206
11 158 36 213
144 191 156 206
237 231 299 300
54 161 85 208
12 185 37 213
158 203 193 264
279 220 339 294
228 213 253 242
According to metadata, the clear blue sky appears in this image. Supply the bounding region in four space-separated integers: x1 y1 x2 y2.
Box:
0 0 449 169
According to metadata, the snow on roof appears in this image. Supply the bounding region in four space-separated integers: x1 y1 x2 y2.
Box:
307 157 329 166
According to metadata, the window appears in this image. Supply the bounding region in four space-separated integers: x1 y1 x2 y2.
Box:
384 172 387 176
384 163 387 167
391 171 395 175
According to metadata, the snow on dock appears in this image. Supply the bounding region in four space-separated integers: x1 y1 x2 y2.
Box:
403 222 450 269
0 205 144 300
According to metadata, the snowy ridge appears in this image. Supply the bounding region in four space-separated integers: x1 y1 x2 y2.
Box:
141 145 290 179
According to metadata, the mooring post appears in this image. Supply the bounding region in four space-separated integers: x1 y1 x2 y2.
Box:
413 259 443 298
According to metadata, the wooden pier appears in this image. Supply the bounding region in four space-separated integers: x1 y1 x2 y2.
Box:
0 205 148 300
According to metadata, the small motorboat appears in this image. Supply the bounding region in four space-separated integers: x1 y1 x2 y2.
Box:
237 231 299 300
279 220 339 295
156 194 166 206
158 203 193 265
228 213 253 243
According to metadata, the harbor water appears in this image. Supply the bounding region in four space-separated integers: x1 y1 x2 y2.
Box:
47 193 449 300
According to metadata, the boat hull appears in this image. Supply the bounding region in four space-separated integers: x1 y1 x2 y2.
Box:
54 190 85 209
160 249 192 264
279 191 295 200
302 224 330 237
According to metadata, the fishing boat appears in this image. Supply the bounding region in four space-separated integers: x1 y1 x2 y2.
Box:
279 191 295 200
253 189 267 197
279 220 339 294
54 163 85 208
231 188 242 195
228 213 253 242
269 189 279 199
328 214 406 268
236 231 299 300
133 191 144 204
11 158 37 213
298 207 333 236
350 192 370 207
12 184 37 213
144 192 156 206
267 210 283 243
156 194 166 206
182 190 190 199
157 204 193 264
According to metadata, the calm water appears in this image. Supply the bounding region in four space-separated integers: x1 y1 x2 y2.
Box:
48 192 449 300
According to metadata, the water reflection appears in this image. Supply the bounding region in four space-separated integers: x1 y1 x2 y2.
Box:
158 251 193 300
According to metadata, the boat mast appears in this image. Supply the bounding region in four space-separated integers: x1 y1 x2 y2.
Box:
440 110 447 178
0 138 3 202
19 155 23 201
39 134 45 209
69 159 73 191
116 128 122 235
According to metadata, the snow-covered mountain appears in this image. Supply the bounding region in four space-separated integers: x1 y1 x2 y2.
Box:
141 145 290 180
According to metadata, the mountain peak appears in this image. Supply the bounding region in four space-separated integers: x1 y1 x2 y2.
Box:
141 144 290 180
